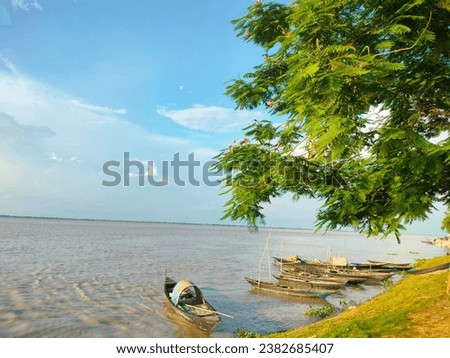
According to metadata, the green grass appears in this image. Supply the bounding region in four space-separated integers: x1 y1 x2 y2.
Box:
303 304 336 319
265 255 450 338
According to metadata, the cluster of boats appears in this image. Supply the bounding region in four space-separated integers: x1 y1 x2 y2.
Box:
163 257 413 332
244 256 412 300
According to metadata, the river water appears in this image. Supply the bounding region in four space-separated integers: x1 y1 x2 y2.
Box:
0 217 446 338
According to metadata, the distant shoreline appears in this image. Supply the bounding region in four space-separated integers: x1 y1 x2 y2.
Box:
0 214 313 231
0 214 443 238
0 214 245 228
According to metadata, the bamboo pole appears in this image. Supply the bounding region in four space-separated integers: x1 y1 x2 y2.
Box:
267 226 273 281
184 304 234 318
257 226 273 283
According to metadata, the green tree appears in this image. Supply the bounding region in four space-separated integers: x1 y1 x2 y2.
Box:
215 0 449 240
442 210 450 233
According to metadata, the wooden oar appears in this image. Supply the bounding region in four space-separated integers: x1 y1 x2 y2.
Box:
184 304 234 319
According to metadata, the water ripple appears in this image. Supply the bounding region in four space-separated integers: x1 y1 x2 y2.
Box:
0 217 445 337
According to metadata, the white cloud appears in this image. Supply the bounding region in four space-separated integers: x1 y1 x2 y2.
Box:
70 99 126 115
11 0 42 11
0 56 20 75
157 104 263 133
49 152 62 162
0 59 445 233
0 58 225 221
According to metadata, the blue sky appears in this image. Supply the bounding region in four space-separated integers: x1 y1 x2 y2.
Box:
0 0 446 236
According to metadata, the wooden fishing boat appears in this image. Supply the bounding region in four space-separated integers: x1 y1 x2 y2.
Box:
273 256 355 268
273 274 345 292
351 262 394 270
273 256 303 266
274 256 358 273
277 259 344 275
164 277 221 331
367 260 413 270
244 277 332 299
407 262 450 275
326 269 395 283
279 268 356 284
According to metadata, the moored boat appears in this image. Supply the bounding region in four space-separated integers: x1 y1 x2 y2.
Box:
407 262 450 275
274 256 355 269
244 277 333 299
367 260 413 270
326 268 395 283
273 274 345 292
279 268 356 284
164 277 221 331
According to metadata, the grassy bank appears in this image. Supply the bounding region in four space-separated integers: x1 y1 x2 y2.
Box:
263 255 450 338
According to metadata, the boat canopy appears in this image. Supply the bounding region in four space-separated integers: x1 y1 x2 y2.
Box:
330 256 349 266
171 280 203 306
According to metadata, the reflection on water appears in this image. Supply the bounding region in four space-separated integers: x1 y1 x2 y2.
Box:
0 217 446 337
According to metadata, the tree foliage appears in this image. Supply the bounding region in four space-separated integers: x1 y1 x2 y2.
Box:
215 0 450 240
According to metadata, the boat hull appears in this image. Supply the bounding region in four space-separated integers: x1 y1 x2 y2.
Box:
164 277 221 331
244 277 332 299
273 274 344 292
279 269 354 284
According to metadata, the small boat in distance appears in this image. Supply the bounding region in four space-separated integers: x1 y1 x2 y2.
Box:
164 277 221 331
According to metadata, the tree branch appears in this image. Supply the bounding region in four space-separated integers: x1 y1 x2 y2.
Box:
374 11 433 57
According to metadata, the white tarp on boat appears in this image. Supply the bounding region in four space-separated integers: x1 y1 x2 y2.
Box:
171 280 195 306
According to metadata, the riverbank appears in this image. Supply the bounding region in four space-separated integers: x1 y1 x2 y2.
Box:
263 255 450 338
